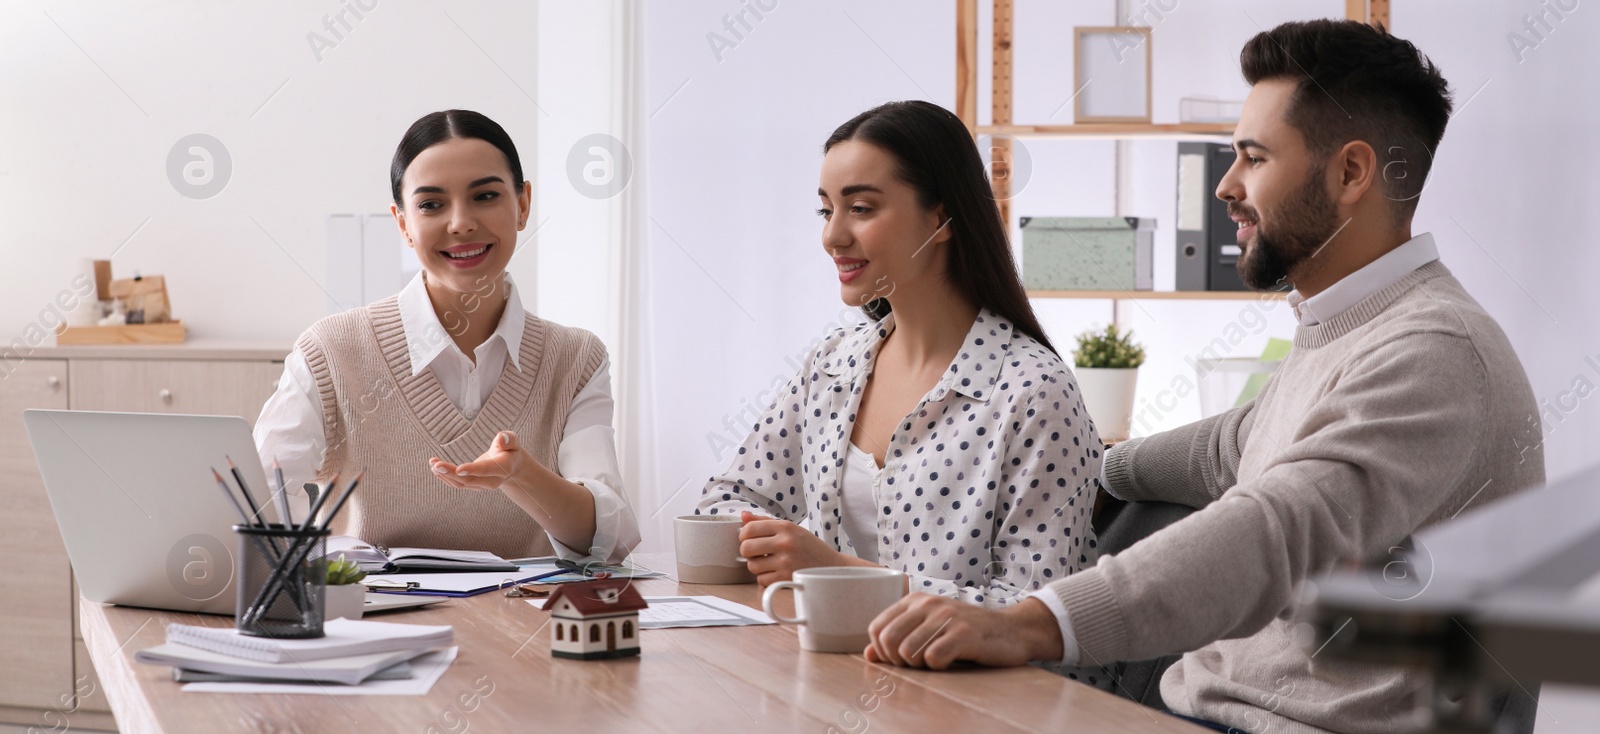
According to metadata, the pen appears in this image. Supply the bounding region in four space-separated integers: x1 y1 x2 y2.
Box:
363 578 419 591
557 558 623 577
526 567 571 583
302 473 338 530
303 483 321 524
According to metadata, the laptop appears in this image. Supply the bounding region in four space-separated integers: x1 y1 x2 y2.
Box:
26 409 452 618
24 410 279 615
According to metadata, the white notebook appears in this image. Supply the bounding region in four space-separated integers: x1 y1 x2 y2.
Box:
137 644 432 686
164 618 454 664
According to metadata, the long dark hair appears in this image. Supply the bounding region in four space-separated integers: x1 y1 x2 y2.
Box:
390 110 526 207
824 101 1055 355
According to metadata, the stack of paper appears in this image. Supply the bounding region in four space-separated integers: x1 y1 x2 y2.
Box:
135 619 455 689
136 644 426 686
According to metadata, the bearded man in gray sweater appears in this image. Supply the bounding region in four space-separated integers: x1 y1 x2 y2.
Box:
864 19 1545 734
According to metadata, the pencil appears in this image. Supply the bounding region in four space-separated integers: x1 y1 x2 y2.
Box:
245 471 362 625
215 467 294 611
225 456 266 525
211 468 251 526
271 457 293 528
315 470 364 533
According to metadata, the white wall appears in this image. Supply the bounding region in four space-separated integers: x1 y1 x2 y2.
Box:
0 0 620 352
636 2 1600 726
634 0 1330 545
6 0 1592 550
1396 0 1600 488
637 0 1600 539
4 0 1598 726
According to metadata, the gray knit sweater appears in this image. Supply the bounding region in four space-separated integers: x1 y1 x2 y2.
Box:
1047 261 1545 733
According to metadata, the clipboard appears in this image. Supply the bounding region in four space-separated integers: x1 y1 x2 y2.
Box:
364 559 665 597
365 567 559 598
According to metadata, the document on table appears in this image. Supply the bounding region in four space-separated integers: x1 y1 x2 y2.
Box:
179 648 457 695
529 595 775 629
368 558 666 596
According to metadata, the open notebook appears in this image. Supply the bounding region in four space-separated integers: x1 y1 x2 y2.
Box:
322 535 519 573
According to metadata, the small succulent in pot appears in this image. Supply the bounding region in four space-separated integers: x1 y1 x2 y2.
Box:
321 555 367 585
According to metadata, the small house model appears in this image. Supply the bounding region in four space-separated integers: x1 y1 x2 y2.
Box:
546 578 649 660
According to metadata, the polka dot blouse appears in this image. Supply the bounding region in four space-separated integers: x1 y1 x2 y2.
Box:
697 309 1105 608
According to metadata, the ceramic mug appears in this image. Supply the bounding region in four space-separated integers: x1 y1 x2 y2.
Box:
761 567 906 653
674 515 756 584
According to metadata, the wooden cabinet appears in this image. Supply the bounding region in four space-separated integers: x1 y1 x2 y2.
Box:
69 359 282 427
0 342 287 730
0 360 72 712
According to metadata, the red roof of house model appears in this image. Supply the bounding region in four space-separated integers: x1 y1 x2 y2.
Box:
544 577 649 616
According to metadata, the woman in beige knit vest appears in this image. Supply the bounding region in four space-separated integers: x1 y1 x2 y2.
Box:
254 110 640 563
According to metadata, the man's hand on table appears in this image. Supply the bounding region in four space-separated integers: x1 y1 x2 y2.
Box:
864 594 1064 670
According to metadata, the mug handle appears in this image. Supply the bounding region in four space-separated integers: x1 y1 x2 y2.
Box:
762 581 806 625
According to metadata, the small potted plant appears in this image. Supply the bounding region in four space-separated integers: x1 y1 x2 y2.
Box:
320 555 367 621
1071 324 1146 442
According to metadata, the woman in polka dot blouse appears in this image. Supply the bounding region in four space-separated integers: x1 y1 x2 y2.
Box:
696 101 1106 617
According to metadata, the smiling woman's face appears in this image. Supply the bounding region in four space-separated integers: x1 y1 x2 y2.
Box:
392 137 530 299
817 140 950 309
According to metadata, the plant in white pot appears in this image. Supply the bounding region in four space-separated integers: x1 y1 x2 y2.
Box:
1071 324 1146 443
320 555 367 621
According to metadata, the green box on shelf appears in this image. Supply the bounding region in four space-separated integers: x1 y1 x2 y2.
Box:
1020 216 1154 291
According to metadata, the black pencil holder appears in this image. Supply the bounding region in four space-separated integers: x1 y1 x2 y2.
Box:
234 524 330 639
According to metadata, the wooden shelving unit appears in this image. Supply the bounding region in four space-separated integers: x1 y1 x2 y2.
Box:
955 0 1390 317
976 123 1236 140
1030 289 1285 301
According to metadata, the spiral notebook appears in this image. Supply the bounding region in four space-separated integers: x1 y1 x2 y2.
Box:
136 644 435 686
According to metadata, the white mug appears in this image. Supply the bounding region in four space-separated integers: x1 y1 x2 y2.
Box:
762 567 906 653
674 515 755 584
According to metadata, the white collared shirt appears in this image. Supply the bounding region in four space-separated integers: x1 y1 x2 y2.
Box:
1286 233 1440 326
253 272 639 563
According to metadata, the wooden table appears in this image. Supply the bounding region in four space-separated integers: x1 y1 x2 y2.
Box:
81 554 1204 733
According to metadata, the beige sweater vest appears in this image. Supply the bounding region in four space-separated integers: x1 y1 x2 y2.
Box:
296 296 606 559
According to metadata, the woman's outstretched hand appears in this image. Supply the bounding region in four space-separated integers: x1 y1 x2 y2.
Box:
430 431 527 492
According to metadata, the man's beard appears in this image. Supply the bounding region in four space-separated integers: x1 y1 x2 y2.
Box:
1234 164 1342 291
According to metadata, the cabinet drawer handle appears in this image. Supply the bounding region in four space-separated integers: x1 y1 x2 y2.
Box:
47 375 60 389
159 388 173 404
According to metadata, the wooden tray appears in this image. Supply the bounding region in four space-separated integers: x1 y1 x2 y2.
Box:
55 321 186 345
